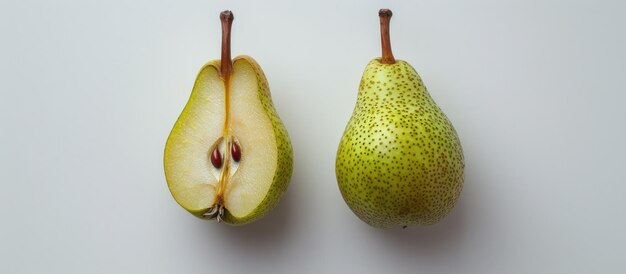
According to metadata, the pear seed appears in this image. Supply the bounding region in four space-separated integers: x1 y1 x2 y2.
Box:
231 142 241 162
211 148 222 168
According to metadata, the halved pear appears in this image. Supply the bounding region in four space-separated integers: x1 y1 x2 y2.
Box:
164 11 293 225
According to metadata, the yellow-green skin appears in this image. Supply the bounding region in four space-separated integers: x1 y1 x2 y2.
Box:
165 56 293 225
336 59 464 228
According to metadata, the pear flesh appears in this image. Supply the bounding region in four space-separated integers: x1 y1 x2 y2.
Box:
164 56 293 225
336 59 464 228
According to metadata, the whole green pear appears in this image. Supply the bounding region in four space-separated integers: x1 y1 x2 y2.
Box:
335 9 464 228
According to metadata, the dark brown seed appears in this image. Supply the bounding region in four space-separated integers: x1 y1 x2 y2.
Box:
211 148 222 168
231 142 241 162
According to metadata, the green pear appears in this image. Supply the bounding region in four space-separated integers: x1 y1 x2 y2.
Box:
164 11 293 225
336 9 464 228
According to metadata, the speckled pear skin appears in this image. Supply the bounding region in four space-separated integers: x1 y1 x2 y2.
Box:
335 59 464 228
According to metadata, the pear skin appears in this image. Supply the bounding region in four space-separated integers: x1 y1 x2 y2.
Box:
336 9 464 228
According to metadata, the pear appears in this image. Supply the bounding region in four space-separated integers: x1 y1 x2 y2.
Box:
164 11 293 225
336 9 464 228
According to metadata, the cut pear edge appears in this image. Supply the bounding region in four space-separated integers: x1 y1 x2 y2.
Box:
164 63 223 213
164 56 279 220
222 57 278 219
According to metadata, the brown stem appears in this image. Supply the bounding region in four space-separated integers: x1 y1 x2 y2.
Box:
219 10 234 78
379 9 395 64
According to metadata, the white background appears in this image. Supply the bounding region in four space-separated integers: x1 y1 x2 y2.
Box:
2 0 626 273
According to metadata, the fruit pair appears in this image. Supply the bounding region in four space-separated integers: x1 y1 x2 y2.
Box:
164 10 464 228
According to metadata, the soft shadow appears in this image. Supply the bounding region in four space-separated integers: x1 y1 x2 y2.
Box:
190 165 305 258
367 196 468 256
360 156 491 262
375 198 467 243
363 159 484 258
213 187 295 244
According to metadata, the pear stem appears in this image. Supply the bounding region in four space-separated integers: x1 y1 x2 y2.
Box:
219 10 234 78
379 9 395 64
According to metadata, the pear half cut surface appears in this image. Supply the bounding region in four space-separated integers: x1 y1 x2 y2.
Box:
164 11 293 225
335 9 464 228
